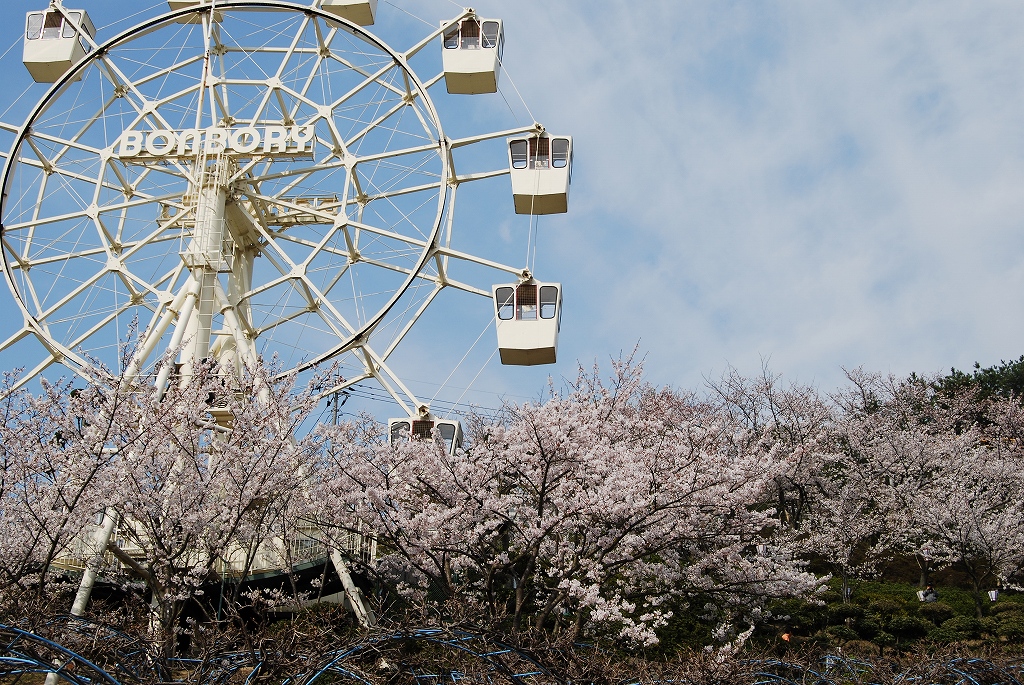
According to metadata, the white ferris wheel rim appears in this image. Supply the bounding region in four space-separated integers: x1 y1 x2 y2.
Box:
0 0 458 397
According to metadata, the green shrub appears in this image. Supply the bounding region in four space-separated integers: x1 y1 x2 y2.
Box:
942 615 982 638
918 601 954 625
828 603 865 622
768 598 829 633
872 631 896 649
927 626 965 644
853 616 881 639
869 598 905 617
996 612 1024 639
887 615 930 640
990 602 1024 616
825 625 859 643
844 639 880 658
811 629 836 648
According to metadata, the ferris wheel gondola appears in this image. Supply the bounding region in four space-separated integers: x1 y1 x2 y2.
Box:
492 278 561 366
319 0 377 26
388 410 463 456
508 132 572 214
441 14 502 95
22 6 94 83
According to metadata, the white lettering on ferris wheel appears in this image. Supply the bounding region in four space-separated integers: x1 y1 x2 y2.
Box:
116 125 316 159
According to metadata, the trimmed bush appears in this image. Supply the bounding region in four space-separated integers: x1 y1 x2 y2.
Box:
918 601 955 625
872 631 896 649
996 612 1024 640
887 615 930 640
853 616 881 640
869 598 905 617
927 626 965 644
941 615 982 638
828 603 865 622
825 625 859 643
990 602 1024 616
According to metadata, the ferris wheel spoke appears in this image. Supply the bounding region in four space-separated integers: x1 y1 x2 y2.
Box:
149 82 204 116
92 61 202 182
344 219 428 249
30 96 120 170
435 245 524 279
381 284 444 361
229 137 441 187
267 294 352 342
452 168 510 186
356 159 441 216
127 53 205 91
27 125 104 167
291 22 332 105
345 101 429 155
35 267 115 324
328 53 406 101
120 232 183 263
323 58 394 112
357 186 438 246
354 140 440 165
404 13 467 60
216 13 312 123
362 179 443 204
0 325 33 357
4 154 125 203
4 193 176 234
311 260 353 302
359 343 423 413
302 279 357 334
64 296 144 356
230 156 345 185
241 272 292 303
273 232 352 264
353 255 416 279
252 304 313 339
251 289 354 348
114 265 174 304
15 244 106 270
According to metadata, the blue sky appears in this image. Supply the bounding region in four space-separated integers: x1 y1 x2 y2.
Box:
2 0 1024 420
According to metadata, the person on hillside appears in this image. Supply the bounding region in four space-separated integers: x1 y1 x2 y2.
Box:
922 584 939 602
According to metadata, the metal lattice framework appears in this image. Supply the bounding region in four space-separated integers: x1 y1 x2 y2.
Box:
0 0 537 415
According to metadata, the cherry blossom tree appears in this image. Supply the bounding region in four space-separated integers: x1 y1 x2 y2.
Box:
315 358 821 646
708 366 835 530
0 354 326 654
102 358 324 648
0 369 128 600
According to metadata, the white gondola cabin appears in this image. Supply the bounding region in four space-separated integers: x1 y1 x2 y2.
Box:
23 8 95 83
493 280 561 366
441 17 502 94
508 134 572 215
321 0 377 26
167 1 223 23
388 415 464 455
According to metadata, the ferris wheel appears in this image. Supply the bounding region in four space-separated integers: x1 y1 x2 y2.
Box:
0 0 574 426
